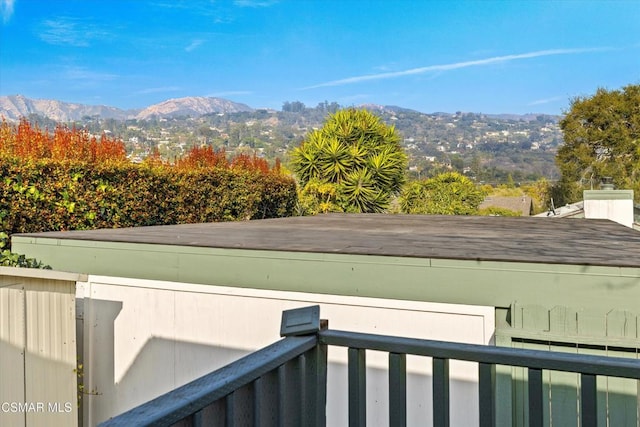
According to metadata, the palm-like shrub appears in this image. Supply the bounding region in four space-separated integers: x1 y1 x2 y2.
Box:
291 108 407 213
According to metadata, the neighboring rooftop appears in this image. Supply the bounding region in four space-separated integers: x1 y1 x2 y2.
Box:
16 213 640 268
534 201 584 218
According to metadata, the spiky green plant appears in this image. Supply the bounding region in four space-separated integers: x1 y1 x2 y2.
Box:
291 108 407 213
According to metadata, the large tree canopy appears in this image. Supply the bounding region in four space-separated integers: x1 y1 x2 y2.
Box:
556 84 640 199
291 108 407 213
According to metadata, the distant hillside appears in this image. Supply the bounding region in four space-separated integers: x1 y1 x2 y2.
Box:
135 96 254 120
0 95 130 122
485 113 559 122
0 95 254 122
360 103 420 114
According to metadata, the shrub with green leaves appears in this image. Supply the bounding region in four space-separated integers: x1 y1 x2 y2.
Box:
400 172 486 215
0 157 297 238
478 206 521 217
0 231 50 268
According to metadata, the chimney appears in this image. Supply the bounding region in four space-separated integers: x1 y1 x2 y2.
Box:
583 179 634 228
600 176 615 190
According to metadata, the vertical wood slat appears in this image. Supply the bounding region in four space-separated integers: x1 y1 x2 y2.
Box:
478 362 495 427
24 278 78 427
277 365 286 427
300 353 308 426
348 348 366 427
291 357 303 427
389 353 407 427
192 409 203 427
0 284 26 427
433 357 450 427
280 357 302 427
253 378 262 427
225 392 235 427
255 371 279 427
302 344 328 427
580 373 597 427
528 367 543 427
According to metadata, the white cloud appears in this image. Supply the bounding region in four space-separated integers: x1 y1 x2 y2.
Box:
1 0 15 24
63 66 118 82
135 86 182 95
185 39 204 52
207 90 252 97
39 17 109 47
337 94 371 104
528 96 566 106
234 0 278 7
152 1 234 24
304 48 611 89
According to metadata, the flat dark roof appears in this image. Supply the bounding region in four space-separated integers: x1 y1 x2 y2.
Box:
16 214 640 267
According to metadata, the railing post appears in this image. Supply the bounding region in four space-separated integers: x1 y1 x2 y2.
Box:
348 348 367 427
389 353 407 427
580 373 597 427
433 357 450 427
528 367 543 427
280 306 325 427
302 323 328 427
478 362 495 427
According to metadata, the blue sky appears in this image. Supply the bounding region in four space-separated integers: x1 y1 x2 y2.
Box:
1 0 639 114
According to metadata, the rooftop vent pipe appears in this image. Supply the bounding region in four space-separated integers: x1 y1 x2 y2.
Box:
600 177 615 190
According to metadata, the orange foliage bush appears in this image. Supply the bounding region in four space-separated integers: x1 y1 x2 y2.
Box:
230 153 270 174
175 146 279 175
174 145 228 170
0 118 127 163
1 118 284 174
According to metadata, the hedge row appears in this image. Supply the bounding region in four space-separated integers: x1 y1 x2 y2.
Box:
0 156 298 237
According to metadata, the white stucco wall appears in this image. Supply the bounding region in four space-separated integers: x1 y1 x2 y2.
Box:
77 275 494 426
583 190 634 228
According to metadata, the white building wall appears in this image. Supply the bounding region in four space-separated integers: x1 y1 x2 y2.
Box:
583 189 634 228
77 275 494 427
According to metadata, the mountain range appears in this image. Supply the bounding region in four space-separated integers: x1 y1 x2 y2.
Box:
0 95 254 122
0 95 551 123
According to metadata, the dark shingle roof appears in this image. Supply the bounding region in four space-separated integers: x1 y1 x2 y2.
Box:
17 213 640 268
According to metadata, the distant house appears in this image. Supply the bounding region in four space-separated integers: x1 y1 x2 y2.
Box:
479 195 533 216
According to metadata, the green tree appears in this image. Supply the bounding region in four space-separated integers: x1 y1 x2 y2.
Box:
400 172 486 215
556 84 640 202
291 108 407 213
506 173 515 188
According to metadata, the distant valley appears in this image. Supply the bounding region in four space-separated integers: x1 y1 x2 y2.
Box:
0 95 564 184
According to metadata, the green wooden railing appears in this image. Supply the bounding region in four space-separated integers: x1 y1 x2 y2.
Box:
99 306 640 427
